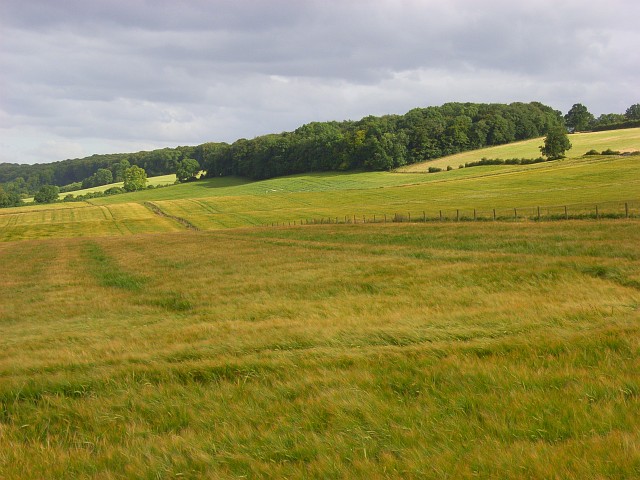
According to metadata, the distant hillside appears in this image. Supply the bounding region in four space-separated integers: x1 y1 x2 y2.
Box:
1 102 562 196
396 127 640 172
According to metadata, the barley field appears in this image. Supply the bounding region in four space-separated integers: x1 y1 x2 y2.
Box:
1 221 639 478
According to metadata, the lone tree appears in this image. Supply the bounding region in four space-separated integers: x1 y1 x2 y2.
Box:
123 165 147 192
33 185 60 204
176 158 200 182
564 103 594 132
540 125 572 160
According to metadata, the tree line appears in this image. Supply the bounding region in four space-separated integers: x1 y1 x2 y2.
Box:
564 103 640 132
1 101 638 208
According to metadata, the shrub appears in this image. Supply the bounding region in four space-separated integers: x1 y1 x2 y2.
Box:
446 165 453 171
104 187 125 195
601 149 620 155
34 185 60 204
428 167 442 173
585 149 599 156
60 182 83 193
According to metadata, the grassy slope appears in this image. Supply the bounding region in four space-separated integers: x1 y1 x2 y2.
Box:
2 153 637 240
397 127 640 171
60 173 177 198
1 222 639 478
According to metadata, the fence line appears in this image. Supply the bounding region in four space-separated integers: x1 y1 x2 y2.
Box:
262 199 640 227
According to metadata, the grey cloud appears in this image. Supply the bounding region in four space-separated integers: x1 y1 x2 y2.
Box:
1 0 638 164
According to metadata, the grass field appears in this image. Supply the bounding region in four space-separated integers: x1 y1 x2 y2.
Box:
1 221 639 478
2 153 637 241
60 174 177 199
397 127 640 172
1 131 640 478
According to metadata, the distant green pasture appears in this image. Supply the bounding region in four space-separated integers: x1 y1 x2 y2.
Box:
398 127 640 171
150 155 640 230
57 173 177 199
1 154 638 241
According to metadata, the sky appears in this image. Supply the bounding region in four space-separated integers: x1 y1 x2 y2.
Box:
1 0 638 165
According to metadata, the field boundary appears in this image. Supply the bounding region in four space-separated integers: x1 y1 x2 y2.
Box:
261 199 640 227
144 201 200 231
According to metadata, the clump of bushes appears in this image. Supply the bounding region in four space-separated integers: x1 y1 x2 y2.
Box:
463 157 548 168
60 182 83 193
584 148 623 156
428 167 443 173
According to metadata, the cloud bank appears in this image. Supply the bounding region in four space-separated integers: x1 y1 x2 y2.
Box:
1 0 638 164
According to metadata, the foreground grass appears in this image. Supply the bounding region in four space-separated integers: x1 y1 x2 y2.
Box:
398 127 640 171
1 221 639 478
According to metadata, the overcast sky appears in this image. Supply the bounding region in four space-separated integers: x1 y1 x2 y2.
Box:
1 0 638 165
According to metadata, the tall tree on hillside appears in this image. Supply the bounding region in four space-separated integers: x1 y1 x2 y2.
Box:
123 166 147 192
625 104 640 121
564 103 594 132
94 168 113 186
176 158 200 182
112 159 131 182
539 125 572 160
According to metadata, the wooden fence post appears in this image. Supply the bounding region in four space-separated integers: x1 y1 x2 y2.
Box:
493 209 496 221
456 209 459 221
440 210 443 221
537 206 540 220
565 206 568 220
473 209 476 221
625 202 629 218
595 205 599 220
514 208 517 219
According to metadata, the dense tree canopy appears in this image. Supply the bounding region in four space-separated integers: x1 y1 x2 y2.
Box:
176 158 201 182
564 103 594 132
626 104 640 121
196 102 564 180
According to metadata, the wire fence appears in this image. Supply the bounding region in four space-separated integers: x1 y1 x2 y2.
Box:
262 199 640 227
